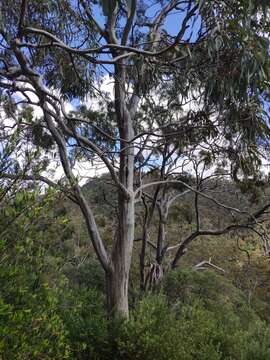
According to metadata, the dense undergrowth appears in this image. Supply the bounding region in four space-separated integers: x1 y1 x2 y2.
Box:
1 189 270 359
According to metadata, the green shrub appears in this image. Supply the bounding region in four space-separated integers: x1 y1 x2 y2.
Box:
0 274 71 360
0 191 72 359
111 268 270 360
60 288 109 360
115 295 223 360
163 268 259 324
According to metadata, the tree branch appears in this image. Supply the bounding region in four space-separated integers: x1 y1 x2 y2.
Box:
121 0 137 46
194 258 225 273
134 179 252 217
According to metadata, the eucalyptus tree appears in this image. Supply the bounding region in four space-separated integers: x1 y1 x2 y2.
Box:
1 0 270 317
134 96 270 290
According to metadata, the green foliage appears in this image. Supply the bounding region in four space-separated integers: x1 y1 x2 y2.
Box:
0 190 72 359
59 288 109 360
0 282 71 360
163 269 247 309
63 255 106 293
112 291 270 360
1 187 270 359
114 295 222 360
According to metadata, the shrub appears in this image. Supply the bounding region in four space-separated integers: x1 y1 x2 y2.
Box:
0 272 71 360
60 288 109 360
115 295 222 360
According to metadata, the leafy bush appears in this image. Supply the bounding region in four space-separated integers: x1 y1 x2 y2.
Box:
60 288 109 360
0 282 71 360
112 292 270 360
114 295 222 360
0 191 72 359
163 268 260 324
110 268 270 360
